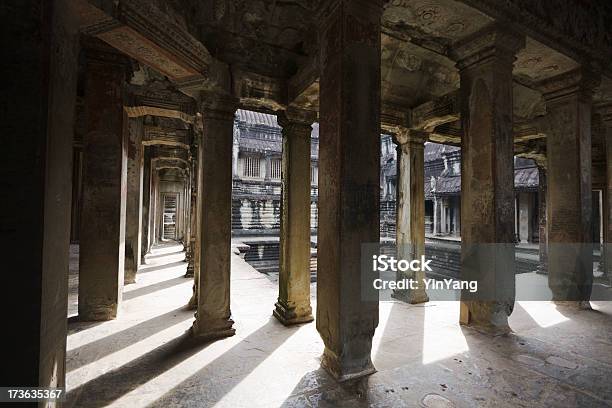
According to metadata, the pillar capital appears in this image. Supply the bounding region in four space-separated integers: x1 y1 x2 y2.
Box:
277 106 316 128
537 68 600 102
199 91 238 120
451 24 525 70
392 128 428 147
598 103 612 124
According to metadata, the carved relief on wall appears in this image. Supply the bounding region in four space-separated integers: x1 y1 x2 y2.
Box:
383 0 492 41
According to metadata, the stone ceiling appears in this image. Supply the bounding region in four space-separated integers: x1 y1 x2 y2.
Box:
77 0 612 152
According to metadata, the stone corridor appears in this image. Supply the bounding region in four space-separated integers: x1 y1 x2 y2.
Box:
64 246 612 407
7 1 612 406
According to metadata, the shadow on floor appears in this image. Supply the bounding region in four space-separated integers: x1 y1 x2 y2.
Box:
66 330 209 408
67 306 193 372
148 318 299 407
123 276 189 301
138 260 189 274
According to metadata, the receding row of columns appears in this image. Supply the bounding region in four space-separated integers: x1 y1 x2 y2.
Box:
76 42 196 320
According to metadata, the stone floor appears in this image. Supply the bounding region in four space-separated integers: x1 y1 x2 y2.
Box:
65 243 612 407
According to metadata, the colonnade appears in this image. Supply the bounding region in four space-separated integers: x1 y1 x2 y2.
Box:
10 0 610 394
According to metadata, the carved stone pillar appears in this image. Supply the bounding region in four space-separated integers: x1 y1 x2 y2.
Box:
392 129 429 304
185 142 197 278
537 166 548 274
433 196 440 235
316 0 382 381
188 135 200 306
600 105 612 285
274 108 316 325
124 117 144 284
518 192 534 243
190 93 238 341
452 26 525 334
151 169 159 247
79 45 130 321
182 170 191 248
539 69 599 305
141 147 151 263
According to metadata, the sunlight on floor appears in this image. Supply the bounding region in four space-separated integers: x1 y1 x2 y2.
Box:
67 318 193 390
422 302 469 365
107 323 304 407
517 301 570 328
212 325 314 408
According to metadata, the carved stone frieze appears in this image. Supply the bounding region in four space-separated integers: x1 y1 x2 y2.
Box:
537 68 601 102
143 125 190 149
410 91 459 131
458 0 612 76
80 0 213 74
596 103 612 124
232 69 287 112
127 80 197 121
383 0 493 42
451 23 525 69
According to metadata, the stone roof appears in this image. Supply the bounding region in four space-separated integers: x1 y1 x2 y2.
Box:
425 143 460 163
239 136 280 154
236 109 280 128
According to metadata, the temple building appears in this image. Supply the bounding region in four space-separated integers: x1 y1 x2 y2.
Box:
6 1 612 407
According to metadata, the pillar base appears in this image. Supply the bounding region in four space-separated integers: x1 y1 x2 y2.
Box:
78 304 118 322
553 300 592 310
273 301 313 326
124 274 136 285
391 289 429 304
459 301 511 336
189 318 235 342
321 347 376 382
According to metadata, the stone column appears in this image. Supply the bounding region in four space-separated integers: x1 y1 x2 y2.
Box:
188 136 201 307
540 69 599 305
433 197 440 235
453 198 461 237
392 129 429 304
316 0 382 381
124 117 144 284
274 108 316 325
149 168 159 248
4 0 79 389
537 166 548 274
453 26 524 334
190 93 238 341
79 45 130 321
600 105 612 284
183 172 191 248
457 198 461 235
518 192 534 243
441 199 447 234
141 147 151 263
186 141 198 279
